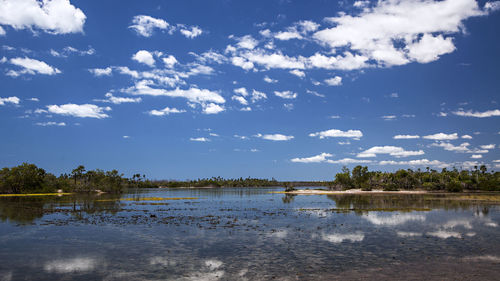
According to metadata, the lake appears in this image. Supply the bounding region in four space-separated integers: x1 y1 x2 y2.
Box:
1 187 499 280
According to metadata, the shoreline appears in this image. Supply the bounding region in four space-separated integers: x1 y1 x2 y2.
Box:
274 189 429 195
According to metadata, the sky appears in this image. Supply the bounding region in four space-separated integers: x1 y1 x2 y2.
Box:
0 0 500 180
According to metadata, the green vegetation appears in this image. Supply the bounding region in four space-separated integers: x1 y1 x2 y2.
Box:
0 163 155 194
155 177 280 188
331 165 500 192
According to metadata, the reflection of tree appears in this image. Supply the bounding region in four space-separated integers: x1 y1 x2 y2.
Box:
325 194 499 214
281 194 296 204
0 193 123 224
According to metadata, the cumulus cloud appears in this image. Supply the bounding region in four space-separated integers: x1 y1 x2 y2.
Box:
0 0 86 35
88 67 112 77
291 153 333 163
94 93 141 104
313 0 491 68
251 90 267 102
47 104 111 118
379 159 449 167
263 75 278 83
123 80 225 105
255 133 294 141
452 109 500 118
324 76 342 86
129 15 169 37
35 121 66 126
326 158 373 164
231 95 248 105
309 129 363 139
179 25 202 38
233 87 248 96
393 134 420 139
202 103 225 114
148 106 186 116
430 142 471 152
289 69 305 78
190 137 209 142
7 57 60 77
0 96 19 105
423 133 458 140
274 90 297 99
461 134 473 139
132 50 155 67
480 144 495 150
357 146 425 158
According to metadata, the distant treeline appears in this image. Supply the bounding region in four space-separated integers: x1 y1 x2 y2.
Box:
331 165 500 192
155 177 281 188
0 163 155 194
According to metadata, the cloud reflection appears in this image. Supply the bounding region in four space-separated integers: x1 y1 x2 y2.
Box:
44 257 97 273
322 232 364 243
363 213 425 226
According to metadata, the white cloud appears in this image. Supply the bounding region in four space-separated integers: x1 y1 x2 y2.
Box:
326 158 373 164
190 137 209 142
251 90 267 102
255 133 294 141
132 50 155 67
123 80 225 106
357 146 425 158
274 91 297 99
309 129 363 139
453 109 500 118
430 142 470 152
307 52 369 70
382 115 397 120
47 104 111 118
291 152 332 163
0 96 20 105
263 75 277 83
324 76 342 86
235 35 259 50
485 1 500 12
179 26 202 38
480 144 495 150
0 0 86 35
162 55 178 68
233 87 248 96
289 69 305 78
461 134 473 139
202 103 225 114
306 89 325 98
28 97 39 102
275 30 302 40
471 154 482 159
149 107 186 116
405 34 456 63
423 133 458 140
50 46 95 57
7 57 60 77
393 134 420 139
231 95 248 105
379 159 449 167
0 25 5 35
233 49 306 70
129 15 169 37
94 93 141 104
35 121 65 126
313 0 490 68
88 67 112 77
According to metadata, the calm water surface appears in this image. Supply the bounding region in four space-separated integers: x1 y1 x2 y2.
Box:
1 187 500 280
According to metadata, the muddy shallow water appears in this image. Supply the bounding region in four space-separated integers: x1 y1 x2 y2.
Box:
0 187 499 280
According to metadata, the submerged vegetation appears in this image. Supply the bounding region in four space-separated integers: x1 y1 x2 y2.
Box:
0 163 155 194
331 165 500 192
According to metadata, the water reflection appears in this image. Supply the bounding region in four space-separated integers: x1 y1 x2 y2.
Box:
0 188 499 280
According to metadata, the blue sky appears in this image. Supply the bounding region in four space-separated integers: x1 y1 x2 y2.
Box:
0 0 499 180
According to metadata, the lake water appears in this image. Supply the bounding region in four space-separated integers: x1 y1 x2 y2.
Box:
1 187 500 280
